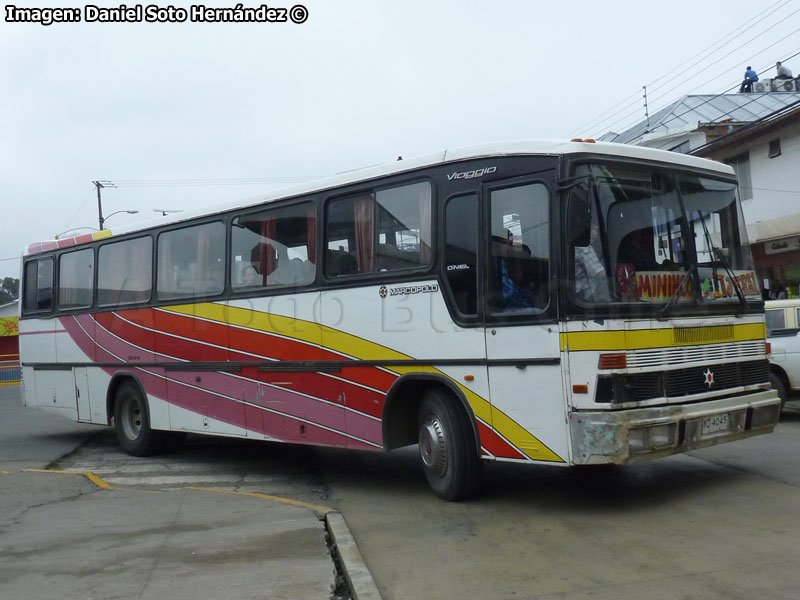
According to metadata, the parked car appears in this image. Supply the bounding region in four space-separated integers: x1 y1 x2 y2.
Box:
766 299 800 408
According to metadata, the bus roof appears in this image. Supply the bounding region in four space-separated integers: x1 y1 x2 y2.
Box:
25 139 734 257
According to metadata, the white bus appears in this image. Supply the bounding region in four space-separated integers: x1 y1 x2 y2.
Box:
19 140 780 500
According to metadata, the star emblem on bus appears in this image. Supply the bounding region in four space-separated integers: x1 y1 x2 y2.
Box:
703 368 714 388
379 286 387 299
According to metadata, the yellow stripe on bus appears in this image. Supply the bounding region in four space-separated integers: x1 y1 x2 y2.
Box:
162 303 564 463
560 323 765 352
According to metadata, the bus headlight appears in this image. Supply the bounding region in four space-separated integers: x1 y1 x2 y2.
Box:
628 423 677 453
595 374 664 404
628 427 647 453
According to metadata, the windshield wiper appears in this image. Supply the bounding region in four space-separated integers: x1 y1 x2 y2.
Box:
661 261 698 317
696 210 747 310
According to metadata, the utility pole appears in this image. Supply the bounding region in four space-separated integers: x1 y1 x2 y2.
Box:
642 85 650 130
93 180 105 230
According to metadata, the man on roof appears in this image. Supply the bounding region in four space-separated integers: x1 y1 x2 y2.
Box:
775 61 793 80
739 66 759 93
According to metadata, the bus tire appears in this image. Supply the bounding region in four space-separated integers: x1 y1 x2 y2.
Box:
417 389 481 501
769 370 787 412
113 381 163 456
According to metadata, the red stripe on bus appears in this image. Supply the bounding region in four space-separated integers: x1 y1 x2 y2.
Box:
476 420 527 460
95 311 388 417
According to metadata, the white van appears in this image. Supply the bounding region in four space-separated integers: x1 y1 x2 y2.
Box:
766 299 800 407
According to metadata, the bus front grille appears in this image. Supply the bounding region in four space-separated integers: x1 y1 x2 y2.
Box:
672 325 735 346
602 360 769 403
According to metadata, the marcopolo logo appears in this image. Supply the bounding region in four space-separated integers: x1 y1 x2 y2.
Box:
446 166 497 181
379 284 439 298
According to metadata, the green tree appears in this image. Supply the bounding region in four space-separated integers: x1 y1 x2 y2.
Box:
0 277 19 305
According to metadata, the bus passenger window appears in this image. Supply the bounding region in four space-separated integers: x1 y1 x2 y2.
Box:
59 248 94 309
444 194 478 316
325 182 432 277
230 202 316 289
157 222 225 300
488 183 549 314
97 237 153 307
23 258 54 313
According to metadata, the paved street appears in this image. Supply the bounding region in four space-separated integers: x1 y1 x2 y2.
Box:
0 386 339 600
320 404 800 600
4 381 800 600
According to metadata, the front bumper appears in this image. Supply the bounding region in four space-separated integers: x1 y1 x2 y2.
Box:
569 390 781 465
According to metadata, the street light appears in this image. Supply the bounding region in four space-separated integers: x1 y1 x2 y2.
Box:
101 209 138 228
54 211 138 239
105 209 139 222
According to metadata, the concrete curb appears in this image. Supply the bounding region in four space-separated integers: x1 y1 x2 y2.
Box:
21 468 382 599
326 511 383 600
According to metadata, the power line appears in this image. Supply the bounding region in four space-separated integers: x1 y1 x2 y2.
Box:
605 42 800 140
642 0 791 92
592 8 800 137
689 97 800 155
570 0 794 136
643 46 800 136
751 186 800 194
59 186 96 234
644 4 798 102
605 34 800 138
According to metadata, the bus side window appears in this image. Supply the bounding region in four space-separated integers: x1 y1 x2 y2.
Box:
97 237 153 307
443 194 478 316
231 202 316 289
23 258 54 313
59 248 94 309
157 222 226 300
325 181 432 277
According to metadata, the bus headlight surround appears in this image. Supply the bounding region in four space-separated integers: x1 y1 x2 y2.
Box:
628 423 677 453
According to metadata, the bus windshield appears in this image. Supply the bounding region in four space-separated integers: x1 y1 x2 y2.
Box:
570 162 761 308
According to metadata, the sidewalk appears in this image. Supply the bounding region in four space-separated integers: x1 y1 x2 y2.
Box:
0 386 346 600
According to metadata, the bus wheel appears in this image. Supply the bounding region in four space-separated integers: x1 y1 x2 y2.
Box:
417 389 481 501
114 381 162 456
769 371 787 412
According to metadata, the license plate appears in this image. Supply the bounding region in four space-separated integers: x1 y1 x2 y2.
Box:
702 413 729 435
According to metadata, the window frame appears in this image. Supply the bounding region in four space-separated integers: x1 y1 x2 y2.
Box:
724 152 752 201
768 139 781 159
156 219 228 302
441 192 481 321
228 198 319 295
482 174 556 325
96 234 155 309
22 256 55 316
57 247 95 311
322 177 436 282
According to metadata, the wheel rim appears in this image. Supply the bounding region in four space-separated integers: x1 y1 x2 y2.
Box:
120 395 142 441
419 415 448 477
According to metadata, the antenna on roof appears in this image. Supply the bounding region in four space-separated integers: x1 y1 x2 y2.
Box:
642 85 650 130
153 209 184 216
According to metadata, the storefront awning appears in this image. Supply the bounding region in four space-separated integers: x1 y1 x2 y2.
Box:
747 212 800 247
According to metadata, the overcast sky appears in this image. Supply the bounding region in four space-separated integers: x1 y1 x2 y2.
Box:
2 0 799 281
